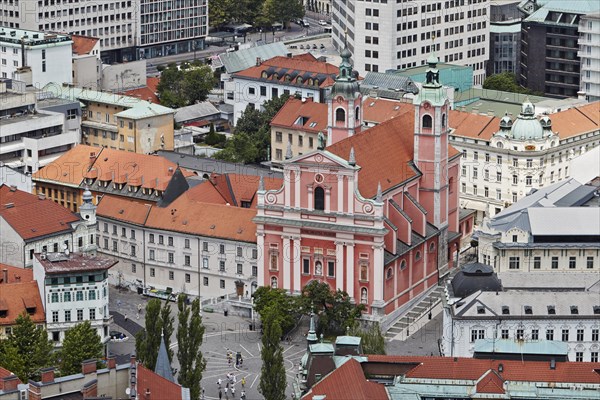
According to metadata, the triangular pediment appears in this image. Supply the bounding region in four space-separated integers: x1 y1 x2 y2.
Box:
284 150 356 170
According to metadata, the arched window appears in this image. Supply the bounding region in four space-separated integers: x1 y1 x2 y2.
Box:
442 113 447 128
400 260 407 270
361 288 368 304
386 267 393 279
270 276 278 289
335 108 346 122
429 242 435 252
422 114 432 128
415 251 421 261
342 69 347 77
314 186 325 210
355 106 360 120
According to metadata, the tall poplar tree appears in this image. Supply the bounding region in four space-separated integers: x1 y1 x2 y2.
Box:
135 299 173 370
258 305 287 400
176 294 206 400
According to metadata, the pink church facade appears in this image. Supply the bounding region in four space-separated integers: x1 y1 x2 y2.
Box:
254 53 466 319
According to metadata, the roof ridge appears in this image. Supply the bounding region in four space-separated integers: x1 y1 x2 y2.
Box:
573 103 599 127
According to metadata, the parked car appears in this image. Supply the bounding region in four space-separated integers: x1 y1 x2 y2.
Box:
110 331 128 342
302 20 310 27
312 44 318 49
320 43 325 49
318 20 328 26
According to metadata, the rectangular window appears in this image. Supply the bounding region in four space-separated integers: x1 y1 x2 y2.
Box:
149 234 154 243
131 245 136 257
501 329 509 339
203 258 209 269
561 329 569 342
158 235 164 245
473 167 478 179
509 257 520 269
516 328 524 340
169 271 174 280
150 268 155 277
203 242 209 252
592 352 598 362
77 309 84 321
592 329 599 342
168 253 174 263
131 230 135 239
577 329 584 342
184 239 190 249
64 310 71 322
546 329 554 340
551 257 559 269
203 277 209 286
89 308 96 320
168 237 173 246
220 279 225 289
149 249 155 260
185 273 190 283
219 261 226 271
220 244 225 254
132 264 137 273
237 263 243 274
112 241 118 252
327 261 335 277
252 265 258 276
52 311 59 323
575 352 583 362
569 256 576 269
184 255 191 266
587 256 595 268
237 247 243 257
531 329 539 340
533 257 541 269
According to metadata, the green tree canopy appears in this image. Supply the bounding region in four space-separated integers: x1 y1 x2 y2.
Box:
483 72 530 94
214 95 289 164
0 313 54 382
176 295 206 400
348 323 386 355
261 0 304 27
58 321 103 376
136 299 174 370
157 65 216 108
258 305 287 400
301 281 366 336
252 286 300 335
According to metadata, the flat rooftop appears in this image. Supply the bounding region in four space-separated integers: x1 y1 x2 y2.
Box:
35 252 117 274
0 27 71 46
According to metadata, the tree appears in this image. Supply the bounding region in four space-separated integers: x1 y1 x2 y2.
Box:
0 313 54 382
136 299 174 370
301 281 366 336
252 286 300 335
214 95 289 164
59 321 103 376
261 0 304 27
204 123 227 146
348 323 386 355
157 64 216 108
176 295 206 400
483 72 529 94
258 305 287 400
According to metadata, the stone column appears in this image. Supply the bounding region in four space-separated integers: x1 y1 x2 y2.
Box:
346 243 355 299
325 186 331 213
307 186 314 211
335 241 344 290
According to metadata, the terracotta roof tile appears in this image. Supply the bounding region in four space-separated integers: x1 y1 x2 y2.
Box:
0 367 20 381
137 363 183 400
270 97 328 133
97 195 152 226
327 113 418 198
476 370 505 394
234 54 338 88
0 263 34 283
122 86 160 104
189 174 283 208
302 358 388 400
551 101 600 139
71 34 99 55
32 144 98 186
147 76 160 93
362 98 413 123
449 110 499 140
0 280 45 327
367 355 600 384
0 185 80 240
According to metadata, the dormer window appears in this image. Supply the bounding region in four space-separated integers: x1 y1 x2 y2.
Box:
547 305 556 315
570 306 578 315
314 79 319 86
297 76 303 84
524 306 533 315
594 306 600 315
261 71 268 78
502 306 510 315
308 78 314 85
477 306 485 314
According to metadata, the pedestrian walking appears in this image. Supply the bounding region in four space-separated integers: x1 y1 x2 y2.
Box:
231 387 235 397
117 299 121 310
217 378 222 387
137 303 142 314
241 377 246 388
218 390 222 400
224 386 228 396
233 375 237 384
228 358 232 367
124 314 128 322
240 390 246 400
201 388 205 400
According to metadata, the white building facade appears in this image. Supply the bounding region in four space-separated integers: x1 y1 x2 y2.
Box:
0 28 73 87
331 0 490 84
33 252 115 346
451 101 600 220
442 290 600 362
579 12 600 102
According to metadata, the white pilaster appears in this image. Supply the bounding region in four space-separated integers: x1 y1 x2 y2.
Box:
284 170 291 207
292 236 301 293
308 186 314 211
337 174 344 213
283 236 291 291
294 170 301 209
373 244 384 301
347 176 355 214
335 241 344 290
325 187 331 213
256 232 265 287
346 243 355 299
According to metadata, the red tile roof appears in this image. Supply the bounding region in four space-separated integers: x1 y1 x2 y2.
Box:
234 54 339 88
71 34 99 55
327 113 418 198
0 185 80 241
449 110 499 140
122 86 160 104
302 358 388 400
0 280 45 327
0 263 34 283
147 76 160 93
96 195 152 226
136 363 183 400
362 98 413 123
550 101 600 139
33 145 195 191
270 97 328 133
476 370 505 394
367 355 600 384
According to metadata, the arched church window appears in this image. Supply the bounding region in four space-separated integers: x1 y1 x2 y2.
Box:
386 267 393 279
314 186 325 210
361 288 368 304
270 276 278 289
442 113 447 128
422 114 432 128
342 69 347 77
400 260 407 270
335 108 345 122
355 106 360 120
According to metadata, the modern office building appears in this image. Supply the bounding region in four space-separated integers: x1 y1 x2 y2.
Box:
0 27 73 87
487 0 521 76
331 0 490 85
0 78 80 173
0 0 208 64
578 12 600 102
518 0 600 98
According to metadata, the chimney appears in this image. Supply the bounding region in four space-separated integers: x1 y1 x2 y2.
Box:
145 388 151 399
38 193 46 200
9 185 17 192
107 357 116 369
256 57 262 66
81 379 98 399
1 374 19 392
168 167 174 176
81 359 97 375
14 66 32 87
40 367 55 383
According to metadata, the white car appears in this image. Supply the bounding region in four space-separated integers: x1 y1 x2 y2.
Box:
302 20 310 27
318 20 328 26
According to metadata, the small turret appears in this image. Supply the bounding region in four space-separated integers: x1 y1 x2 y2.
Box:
306 312 318 348
79 185 96 225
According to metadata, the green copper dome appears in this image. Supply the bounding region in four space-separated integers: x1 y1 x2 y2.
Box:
510 99 544 140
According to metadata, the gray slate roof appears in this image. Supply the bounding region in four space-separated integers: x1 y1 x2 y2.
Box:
174 102 220 124
360 72 419 100
155 335 174 382
219 42 289 73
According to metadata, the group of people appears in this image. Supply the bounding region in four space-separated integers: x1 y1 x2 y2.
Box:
226 348 244 368
216 373 246 400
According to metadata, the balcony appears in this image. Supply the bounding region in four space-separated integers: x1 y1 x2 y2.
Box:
0 111 64 139
81 119 119 132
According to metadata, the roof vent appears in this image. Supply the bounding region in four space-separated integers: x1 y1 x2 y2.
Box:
4 203 14 209
498 363 503 373
9 185 17 192
550 358 556 370
210 224 215 229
